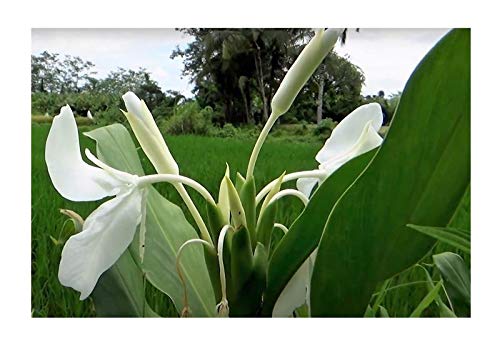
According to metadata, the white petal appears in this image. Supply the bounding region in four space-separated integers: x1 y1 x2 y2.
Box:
58 188 143 300
315 103 383 164
122 91 144 120
45 105 122 201
272 258 310 317
296 177 319 199
319 120 383 176
122 91 180 175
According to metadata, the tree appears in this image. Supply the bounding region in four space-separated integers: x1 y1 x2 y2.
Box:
172 28 308 124
31 51 96 93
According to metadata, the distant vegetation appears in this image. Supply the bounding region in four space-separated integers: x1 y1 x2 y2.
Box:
31 29 401 135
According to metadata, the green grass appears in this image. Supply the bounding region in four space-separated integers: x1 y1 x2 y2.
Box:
31 123 320 317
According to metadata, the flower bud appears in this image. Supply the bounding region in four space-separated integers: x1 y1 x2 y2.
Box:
271 28 342 119
225 176 246 230
122 92 179 175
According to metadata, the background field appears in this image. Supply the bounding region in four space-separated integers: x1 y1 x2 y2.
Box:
31 123 468 317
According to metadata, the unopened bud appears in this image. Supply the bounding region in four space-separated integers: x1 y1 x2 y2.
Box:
271 28 342 119
122 91 179 175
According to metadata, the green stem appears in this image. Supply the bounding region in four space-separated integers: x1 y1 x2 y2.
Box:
246 112 277 178
174 183 213 245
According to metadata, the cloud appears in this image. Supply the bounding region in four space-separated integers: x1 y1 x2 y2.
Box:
334 28 450 96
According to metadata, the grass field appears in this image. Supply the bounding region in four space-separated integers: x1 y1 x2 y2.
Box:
31 123 468 317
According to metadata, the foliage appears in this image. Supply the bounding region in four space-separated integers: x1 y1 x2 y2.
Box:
161 101 215 135
173 29 365 125
31 51 96 93
31 115 93 126
313 118 337 138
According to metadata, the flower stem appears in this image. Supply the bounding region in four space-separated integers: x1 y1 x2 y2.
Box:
246 112 277 178
256 170 327 204
269 189 309 206
216 225 234 317
176 238 214 317
138 173 216 205
273 223 289 234
174 183 213 245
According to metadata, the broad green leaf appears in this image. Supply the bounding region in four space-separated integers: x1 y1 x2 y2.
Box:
407 225 470 253
311 29 470 316
379 306 390 318
433 252 470 306
262 149 376 315
86 124 216 317
85 124 145 176
92 249 157 317
448 184 470 230
143 188 216 317
410 280 443 317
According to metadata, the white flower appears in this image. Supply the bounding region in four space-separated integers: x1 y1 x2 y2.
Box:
87 110 93 119
297 103 384 197
46 105 145 300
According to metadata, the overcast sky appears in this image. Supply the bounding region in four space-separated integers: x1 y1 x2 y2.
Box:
32 28 450 97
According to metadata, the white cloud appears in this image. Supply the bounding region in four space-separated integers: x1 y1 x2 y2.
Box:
334 28 450 96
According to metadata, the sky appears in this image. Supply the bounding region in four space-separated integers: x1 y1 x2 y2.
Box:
32 28 450 97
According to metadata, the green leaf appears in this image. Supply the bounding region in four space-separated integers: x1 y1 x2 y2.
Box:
379 306 390 318
433 252 470 306
85 124 145 176
420 264 456 317
92 249 157 317
262 149 376 315
407 225 470 253
143 188 217 317
86 124 216 317
410 280 443 317
310 29 470 316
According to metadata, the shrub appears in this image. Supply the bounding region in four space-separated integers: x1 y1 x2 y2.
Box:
162 101 213 135
314 118 337 138
31 115 94 126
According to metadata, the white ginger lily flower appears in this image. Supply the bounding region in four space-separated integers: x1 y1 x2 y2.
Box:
46 105 145 300
87 110 93 119
297 103 384 198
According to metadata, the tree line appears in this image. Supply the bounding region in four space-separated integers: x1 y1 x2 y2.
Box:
31 29 398 127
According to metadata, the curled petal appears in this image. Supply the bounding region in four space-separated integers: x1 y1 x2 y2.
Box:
45 105 122 201
296 177 319 199
319 120 383 175
58 188 143 299
315 103 383 164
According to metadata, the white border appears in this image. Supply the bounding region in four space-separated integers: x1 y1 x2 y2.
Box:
1 0 498 346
